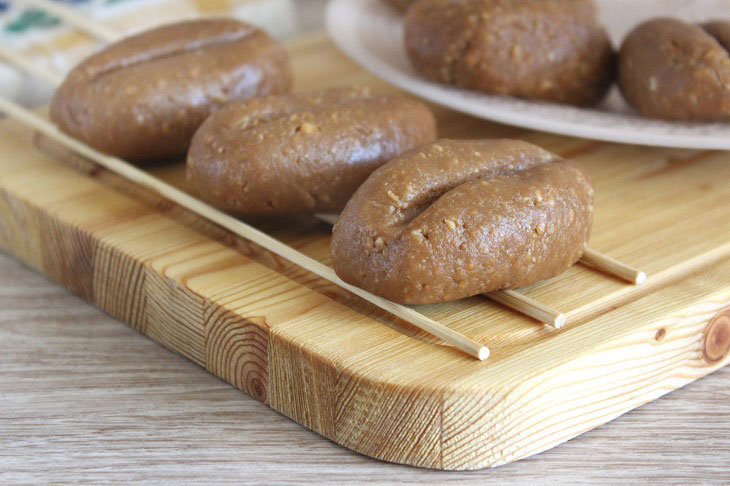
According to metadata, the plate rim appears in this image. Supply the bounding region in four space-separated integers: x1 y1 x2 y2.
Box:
326 0 730 150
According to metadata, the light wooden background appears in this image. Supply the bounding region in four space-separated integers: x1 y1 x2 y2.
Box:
1 1 729 484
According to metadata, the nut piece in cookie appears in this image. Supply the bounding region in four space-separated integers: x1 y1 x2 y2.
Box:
404 0 615 105
331 139 594 305
187 86 437 217
51 19 292 162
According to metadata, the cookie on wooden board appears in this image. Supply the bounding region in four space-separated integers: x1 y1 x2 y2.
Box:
332 139 594 305
187 86 437 217
51 19 291 162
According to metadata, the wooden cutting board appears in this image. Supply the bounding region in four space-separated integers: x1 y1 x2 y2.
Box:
0 33 729 470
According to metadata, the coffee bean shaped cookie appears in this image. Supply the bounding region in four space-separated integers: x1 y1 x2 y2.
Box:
619 18 730 121
51 19 291 162
404 0 615 106
331 139 594 305
186 87 437 217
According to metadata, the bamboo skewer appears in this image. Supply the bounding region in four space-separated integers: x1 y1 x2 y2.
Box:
313 213 340 226
0 45 63 86
486 291 567 329
0 94 489 361
17 0 119 43
316 213 566 328
581 248 647 285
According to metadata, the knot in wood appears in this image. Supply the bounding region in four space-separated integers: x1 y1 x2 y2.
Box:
703 308 730 363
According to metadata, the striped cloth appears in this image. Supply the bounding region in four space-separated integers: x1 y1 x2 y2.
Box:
0 0 299 105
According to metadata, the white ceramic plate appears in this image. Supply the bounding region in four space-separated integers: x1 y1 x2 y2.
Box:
326 0 730 149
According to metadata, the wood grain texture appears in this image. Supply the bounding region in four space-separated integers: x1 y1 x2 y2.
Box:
0 34 729 471
1 252 728 485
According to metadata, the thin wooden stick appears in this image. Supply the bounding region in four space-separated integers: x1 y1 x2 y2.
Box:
316 213 566 328
315 213 339 226
0 95 489 361
17 0 119 43
486 291 566 329
0 46 63 86
581 248 647 285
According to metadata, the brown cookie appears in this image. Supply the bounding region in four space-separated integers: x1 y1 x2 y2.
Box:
186 87 437 217
331 139 594 305
619 18 730 121
404 0 615 105
50 19 291 162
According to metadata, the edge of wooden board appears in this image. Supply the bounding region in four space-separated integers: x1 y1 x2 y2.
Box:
1 117 729 469
266 265 730 469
